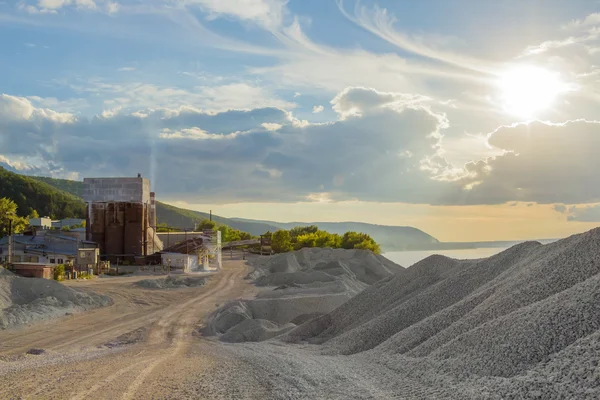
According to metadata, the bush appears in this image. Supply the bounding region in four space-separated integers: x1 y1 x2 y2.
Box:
272 230 293 253
53 264 65 281
78 271 92 279
269 227 380 254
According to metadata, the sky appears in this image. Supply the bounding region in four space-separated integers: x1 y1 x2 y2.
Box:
1 0 600 242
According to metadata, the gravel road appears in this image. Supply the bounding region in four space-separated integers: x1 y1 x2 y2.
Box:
0 254 266 399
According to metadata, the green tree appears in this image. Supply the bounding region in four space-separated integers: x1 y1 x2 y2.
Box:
156 223 177 232
61 225 71 231
341 231 380 254
239 231 253 240
197 219 217 231
289 225 318 239
295 233 318 250
0 197 28 237
271 230 292 253
28 209 40 219
219 225 244 242
315 231 342 248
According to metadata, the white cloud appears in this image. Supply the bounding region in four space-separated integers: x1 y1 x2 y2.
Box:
261 122 282 131
562 13 600 30
159 127 246 140
118 67 136 71
312 105 324 113
106 1 119 14
69 79 296 112
186 0 287 30
331 86 431 119
337 1 491 73
446 120 600 204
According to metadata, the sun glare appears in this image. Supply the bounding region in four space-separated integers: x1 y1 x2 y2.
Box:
498 65 566 118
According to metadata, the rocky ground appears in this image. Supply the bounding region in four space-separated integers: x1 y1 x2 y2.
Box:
2 229 600 399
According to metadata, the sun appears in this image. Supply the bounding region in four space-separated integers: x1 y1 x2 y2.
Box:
498 65 566 118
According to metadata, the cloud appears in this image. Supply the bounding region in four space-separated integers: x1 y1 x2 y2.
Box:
566 204 600 222
68 79 296 113
186 0 287 30
36 0 97 11
562 13 600 30
331 86 431 119
118 67 135 71
3 87 600 207
336 0 491 74
553 204 567 213
0 88 451 203
446 120 600 205
312 105 324 113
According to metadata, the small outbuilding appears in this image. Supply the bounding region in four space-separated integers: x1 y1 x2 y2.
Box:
11 263 54 279
160 253 199 273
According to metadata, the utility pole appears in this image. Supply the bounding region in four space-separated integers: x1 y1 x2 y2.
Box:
209 210 212 222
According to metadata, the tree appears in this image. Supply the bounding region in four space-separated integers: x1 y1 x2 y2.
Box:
289 225 318 239
341 231 381 254
28 209 39 219
156 223 177 232
0 197 28 238
272 230 292 253
197 219 216 231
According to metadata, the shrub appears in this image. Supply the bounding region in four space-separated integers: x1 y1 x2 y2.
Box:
53 264 65 281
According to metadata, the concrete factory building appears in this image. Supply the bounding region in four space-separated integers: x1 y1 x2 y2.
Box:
83 175 163 262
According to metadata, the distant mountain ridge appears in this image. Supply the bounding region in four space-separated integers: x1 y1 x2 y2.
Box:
9 172 439 250
230 218 439 250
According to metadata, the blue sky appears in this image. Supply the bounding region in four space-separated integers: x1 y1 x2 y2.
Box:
1 0 600 240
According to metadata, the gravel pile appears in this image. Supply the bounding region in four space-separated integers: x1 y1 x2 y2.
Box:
260 227 600 398
204 248 403 342
134 275 207 289
0 268 111 329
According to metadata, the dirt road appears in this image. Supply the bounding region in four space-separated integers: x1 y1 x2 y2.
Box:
0 255 265 399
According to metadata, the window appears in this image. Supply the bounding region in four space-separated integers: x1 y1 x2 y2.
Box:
80 251 86 258
50 259 55 264
57 258 64 264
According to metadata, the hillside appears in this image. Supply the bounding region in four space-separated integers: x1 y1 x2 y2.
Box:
21 173 440 250
0 167 85 219
231 218 439 251
29 175 280 235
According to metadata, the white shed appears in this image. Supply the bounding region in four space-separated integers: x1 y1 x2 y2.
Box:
160 253 199 273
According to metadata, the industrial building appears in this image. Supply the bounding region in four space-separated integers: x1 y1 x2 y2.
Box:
0 230 98 267
83 175 163 262
29 217 53 230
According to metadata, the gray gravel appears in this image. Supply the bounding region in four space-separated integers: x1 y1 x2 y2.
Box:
201 228 600 399
0 268 111 329
204 248 403 342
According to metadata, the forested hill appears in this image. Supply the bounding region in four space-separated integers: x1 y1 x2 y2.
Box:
28 174 280 234
0 167 85 219
1 169 440 250
231 218 440 250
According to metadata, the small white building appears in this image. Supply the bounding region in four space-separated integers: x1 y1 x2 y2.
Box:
29 217 52 230
161 253 199 273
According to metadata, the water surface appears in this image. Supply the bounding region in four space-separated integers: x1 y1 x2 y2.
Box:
384 247 507 268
